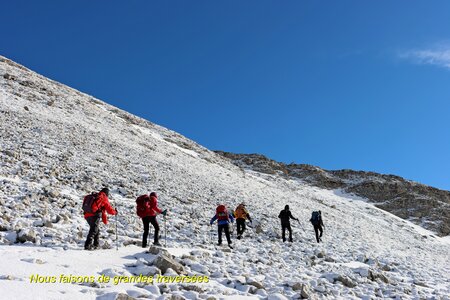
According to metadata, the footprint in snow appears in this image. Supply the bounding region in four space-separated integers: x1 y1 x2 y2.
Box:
20 258 46 264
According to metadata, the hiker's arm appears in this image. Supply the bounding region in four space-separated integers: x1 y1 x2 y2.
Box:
210 215 217 225
103 198 117 215
289 212 298 221
229 213 234 223
154 206 163 214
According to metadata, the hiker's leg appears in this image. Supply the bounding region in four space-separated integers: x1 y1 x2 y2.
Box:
93 220 100 248
224 224 232 245
314 226 320 243
236 219 242 235
85 216 99 249
217 225 223 244
288 224 293 242
281 224 286 242
142 216 150 248
150 216 160 244
318 225 323 238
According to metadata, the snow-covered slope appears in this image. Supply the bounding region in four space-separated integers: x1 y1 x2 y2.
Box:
0 56 449 299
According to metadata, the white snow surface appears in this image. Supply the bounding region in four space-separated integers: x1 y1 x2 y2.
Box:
0 56 449 299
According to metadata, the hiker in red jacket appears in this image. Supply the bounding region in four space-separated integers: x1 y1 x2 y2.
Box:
136 192 167 247
84 187 117 250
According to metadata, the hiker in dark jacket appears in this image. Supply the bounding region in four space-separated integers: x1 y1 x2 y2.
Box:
84 187 117 250
310 210 324 243
278 205 299 242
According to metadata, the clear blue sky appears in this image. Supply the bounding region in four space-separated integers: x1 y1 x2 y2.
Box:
2 1 450 190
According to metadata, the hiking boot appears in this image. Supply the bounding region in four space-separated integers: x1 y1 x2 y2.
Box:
217 242 222 246
153 242 162 246
228 244 233 249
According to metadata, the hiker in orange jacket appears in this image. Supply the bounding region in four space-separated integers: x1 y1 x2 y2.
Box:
234 203 252 239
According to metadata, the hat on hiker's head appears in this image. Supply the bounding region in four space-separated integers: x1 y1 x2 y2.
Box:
150 192 157 198
285 205 289 210
101 187 109 196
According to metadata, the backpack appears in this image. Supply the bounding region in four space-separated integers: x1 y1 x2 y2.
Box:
136 194 150 218
216 205 229 221
234 205 246 219
310 211 321 226
82 193 99 214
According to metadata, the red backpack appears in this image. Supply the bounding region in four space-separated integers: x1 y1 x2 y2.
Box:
82 193 99 214
136 194 150 218
216 205 229 221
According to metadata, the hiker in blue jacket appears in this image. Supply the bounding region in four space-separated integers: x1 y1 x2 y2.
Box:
210 204 234 248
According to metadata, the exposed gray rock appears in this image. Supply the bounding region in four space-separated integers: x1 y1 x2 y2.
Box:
17 228 36 243
115 293 136 300
153 254 185 275
300 283 311 299
292 282 302 291
149 245 171 256
369 270 389 283
336 275 357 288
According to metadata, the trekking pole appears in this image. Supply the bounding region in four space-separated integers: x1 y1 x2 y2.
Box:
297 219 305 232
164 215 167 248
115 197 118 251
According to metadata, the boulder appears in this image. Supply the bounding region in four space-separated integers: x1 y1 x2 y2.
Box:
17 228 36 243
336 275 356 288
149 245 171 256
153 254 185 275
300 284 311 299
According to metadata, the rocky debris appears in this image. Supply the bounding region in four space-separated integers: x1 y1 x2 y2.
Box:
336 275 357 288
300 284 311 299
248 280 264 290
292 282 302 291
17 228 36 243
182 285 205 293
148 245 171 256
316 251 326 259
115 293 136 300
153 254 185 275
369 270 389 284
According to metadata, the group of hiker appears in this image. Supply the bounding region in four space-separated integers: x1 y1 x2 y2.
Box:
82 188 325 250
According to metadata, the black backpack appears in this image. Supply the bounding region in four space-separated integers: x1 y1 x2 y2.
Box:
82 193 99 214
310 211 321 226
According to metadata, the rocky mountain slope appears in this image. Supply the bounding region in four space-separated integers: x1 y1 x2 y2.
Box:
215 152 450 236
1 55 449 299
